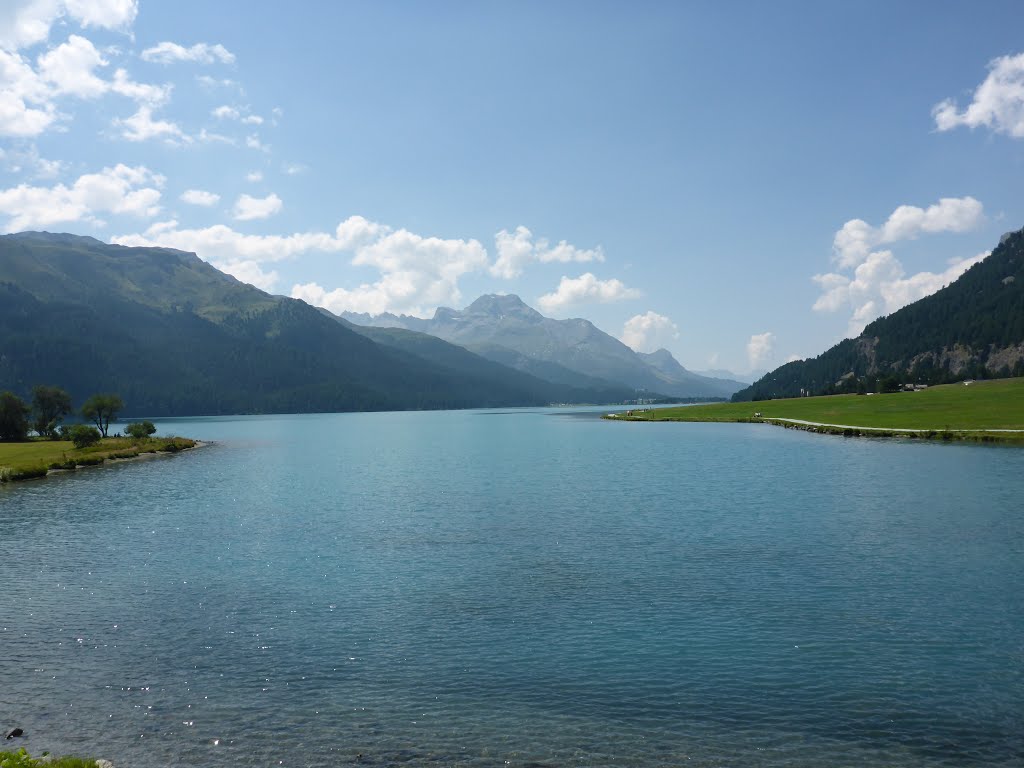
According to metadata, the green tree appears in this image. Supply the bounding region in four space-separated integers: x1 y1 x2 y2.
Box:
81 393 123 438
0 391 31 442
125 420 156 439
67 424 101 448
31 384 73 439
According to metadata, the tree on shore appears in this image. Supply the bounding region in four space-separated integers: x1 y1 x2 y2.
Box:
0 391 31 442
125 420 156 439
81 393 123 438
32 385 73 439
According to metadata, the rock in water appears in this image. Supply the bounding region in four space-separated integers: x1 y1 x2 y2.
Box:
5 728 24 739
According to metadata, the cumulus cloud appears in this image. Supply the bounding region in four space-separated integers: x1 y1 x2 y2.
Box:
813 249 989 337
245 133 268 152
36 33 107 97
232 192 281 221
620 311 680 353
0 26 170 138
0 0 137 52
933 52 1024 137
114 104 186 143
747 332 776 370
179 188 219 207
0 162 163 230
114 215 488 312
141 42 235 65
114 219 351 264
292 228 489 316
833 196 984 269
0 47 57 134
490 225 605 279
212 104 262 124
245 170 262 183
1 142 62 177
536 272 640 313
214 258 278 291
816 195 989 336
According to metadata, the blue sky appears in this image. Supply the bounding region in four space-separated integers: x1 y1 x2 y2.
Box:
2 1 1023 375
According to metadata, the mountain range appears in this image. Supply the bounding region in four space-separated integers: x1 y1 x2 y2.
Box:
733 227 1024 401
340 294 746 398
0 232 649 415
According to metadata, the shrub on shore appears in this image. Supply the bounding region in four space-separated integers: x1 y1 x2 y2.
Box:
67 425 101 449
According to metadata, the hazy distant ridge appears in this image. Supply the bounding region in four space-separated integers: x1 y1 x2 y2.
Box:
342 294 746 398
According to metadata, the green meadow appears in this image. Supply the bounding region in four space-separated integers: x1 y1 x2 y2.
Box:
613 377 1024 437
0 435 197 483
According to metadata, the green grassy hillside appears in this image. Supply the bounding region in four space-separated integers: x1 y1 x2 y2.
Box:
622 377 1024 431
733 228 1024 401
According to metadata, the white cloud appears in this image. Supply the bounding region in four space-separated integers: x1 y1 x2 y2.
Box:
196 74 236 89
0 47 55 134
0 27 169 138
933 52 1024 137
490 225 605 279
536 272 640 313
282 162 305 175
833 196 984 269
1 143 62 177
212 103 261 124
0 0 137 52
0 162 163 230
114 104 186 143
294 228 489 316
232 192 281 221
747 332 776 370
245 170 262 183
115 215 489 315
813 249 988 337
211 104 237 120
179 188 219 207
214 259 278 291
108 67 170 105
36 33 107 97
620 311 679 353
141 41 235 65
817 196 989 336
245 133 268 151
195 128 232 145
113 219 350 264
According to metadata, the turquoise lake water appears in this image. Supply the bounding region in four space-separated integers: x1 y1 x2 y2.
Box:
1 407 1022 767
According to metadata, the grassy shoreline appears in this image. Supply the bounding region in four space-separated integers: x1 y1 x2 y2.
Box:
0 435 198 483
605 378 1024 443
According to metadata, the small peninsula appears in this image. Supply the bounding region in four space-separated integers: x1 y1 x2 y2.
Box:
606 377 1024 443
0 435 197 483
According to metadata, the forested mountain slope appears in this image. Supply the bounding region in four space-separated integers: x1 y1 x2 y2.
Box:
0 233 629 415
734 228 1024 401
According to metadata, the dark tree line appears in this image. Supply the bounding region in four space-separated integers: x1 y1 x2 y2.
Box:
734 228 1024 401
0 386 124 443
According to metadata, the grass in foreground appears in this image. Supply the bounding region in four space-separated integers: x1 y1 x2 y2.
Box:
1 749 99 768
612 378 1024 437
0 434 196 482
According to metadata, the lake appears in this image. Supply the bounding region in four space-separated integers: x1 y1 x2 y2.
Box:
1 408 1022 767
